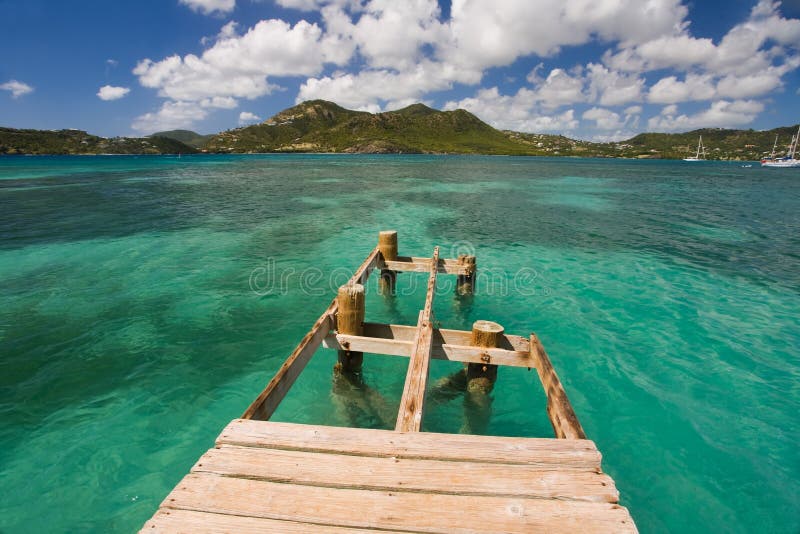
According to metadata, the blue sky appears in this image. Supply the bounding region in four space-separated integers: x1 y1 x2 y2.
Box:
2 0 800 140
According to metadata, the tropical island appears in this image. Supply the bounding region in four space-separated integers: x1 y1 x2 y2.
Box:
1 100 797 161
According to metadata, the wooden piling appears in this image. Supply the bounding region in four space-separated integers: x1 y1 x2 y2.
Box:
378 230 398 294
466 320 503 393
336 283 365 372
457 255 476 294
378 231 398 262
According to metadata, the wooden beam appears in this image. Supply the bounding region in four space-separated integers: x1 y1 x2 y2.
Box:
346 245 380 288
395 247 439 432
322 331 536 368
324 333 412 357
143 509 380 534
241 247 380 420
217 419 603 468
361 322 531 352
384 255 470 275
195 444 620 502
159 473 637 533
529 334 587 440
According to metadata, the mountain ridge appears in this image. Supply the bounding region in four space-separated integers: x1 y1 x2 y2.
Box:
2 100 797 160
202 100 528 155
0 127 198 155
148 129 212 149
199 100 795 160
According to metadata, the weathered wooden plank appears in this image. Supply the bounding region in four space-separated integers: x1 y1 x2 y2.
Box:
385 255 470 275
161 473 637 533
395 310 433 432
141 509 384 534
241 312 333 420
195 445 620 502
395 247 439 432
324 332 413 357
347 245 381 288
437 341 533 368
362 322 531 352
322 332 536 368
217 420 602 469
241 246 380 420
529 334 586 440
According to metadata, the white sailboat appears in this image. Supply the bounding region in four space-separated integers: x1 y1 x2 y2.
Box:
683 135 706 161
761 125 800 168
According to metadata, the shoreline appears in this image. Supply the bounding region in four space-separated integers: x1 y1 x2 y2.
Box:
0 151 763 162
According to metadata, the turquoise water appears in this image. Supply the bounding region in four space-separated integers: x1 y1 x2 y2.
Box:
1 154 798 532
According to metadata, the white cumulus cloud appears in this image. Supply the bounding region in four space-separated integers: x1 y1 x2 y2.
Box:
132 0 799 135
340 1 446 71
648 74 715 104
275 0 328 10
647 100 765 131
239 111 261 124
179 0 235 15
132 101 209 133
134 19 345 104
606 0 800 78
443 86 578 132
1 79 34 98
586 63 644 106
526 66 586 109
298 59 475 111
582 107 624 130
442 0 687 74
97 85 131 101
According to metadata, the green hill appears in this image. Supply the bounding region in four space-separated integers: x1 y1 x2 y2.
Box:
503 131 605 156
150 129 212 149
615 127 797 160
206 100 795 160
203 100 537 154
3 101 797 160
0 127 198 155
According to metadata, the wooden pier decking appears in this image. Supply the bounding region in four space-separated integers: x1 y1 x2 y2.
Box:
142 232 637 533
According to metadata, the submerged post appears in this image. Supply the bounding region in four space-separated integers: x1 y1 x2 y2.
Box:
378 230 398 294
457 254 476 295
466 320 503 393
335 283 365 373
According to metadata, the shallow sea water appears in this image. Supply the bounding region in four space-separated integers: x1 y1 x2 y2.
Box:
0 154 798 532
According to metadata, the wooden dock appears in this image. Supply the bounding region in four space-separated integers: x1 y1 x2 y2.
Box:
142 231 637 533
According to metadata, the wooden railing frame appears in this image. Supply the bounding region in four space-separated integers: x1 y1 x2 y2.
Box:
242 235 586 440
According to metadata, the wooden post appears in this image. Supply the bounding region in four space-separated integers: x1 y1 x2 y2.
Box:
336 283 365 373
378 230 398 294
456 254 476 295
466 320 503 393
378 230 398 262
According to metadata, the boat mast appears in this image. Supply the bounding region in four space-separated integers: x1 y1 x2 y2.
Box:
770 134 778 160
696 135 703 159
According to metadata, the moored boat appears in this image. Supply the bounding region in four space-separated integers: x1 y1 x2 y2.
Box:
684 135 706 161
762 126 800 168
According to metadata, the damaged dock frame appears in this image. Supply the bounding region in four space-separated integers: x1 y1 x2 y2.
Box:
242 230 584 439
